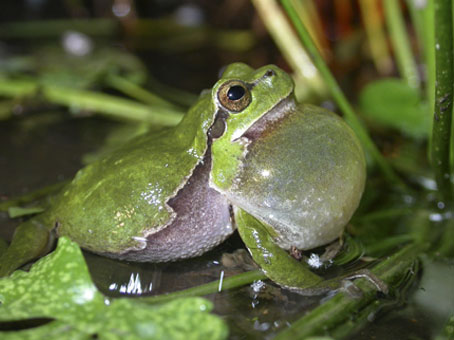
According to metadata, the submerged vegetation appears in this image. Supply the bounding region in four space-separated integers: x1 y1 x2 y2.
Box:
0 1 453 339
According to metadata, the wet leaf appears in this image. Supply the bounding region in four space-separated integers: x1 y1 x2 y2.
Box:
359 78 430 138
0 237 228 340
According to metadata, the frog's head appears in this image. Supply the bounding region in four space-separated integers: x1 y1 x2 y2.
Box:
209 63 295 191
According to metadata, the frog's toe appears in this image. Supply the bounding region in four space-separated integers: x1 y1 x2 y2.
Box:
338 269 389 299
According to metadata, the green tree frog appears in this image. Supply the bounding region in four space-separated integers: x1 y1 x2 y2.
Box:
0 63 366 293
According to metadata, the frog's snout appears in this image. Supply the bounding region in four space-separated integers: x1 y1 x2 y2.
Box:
250 68 277 89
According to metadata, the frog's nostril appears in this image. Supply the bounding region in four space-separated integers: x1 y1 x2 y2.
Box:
265 69 276 78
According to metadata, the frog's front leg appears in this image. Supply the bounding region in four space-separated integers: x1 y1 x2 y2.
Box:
0 218 54 277
233 207 339 295
234 208 389 296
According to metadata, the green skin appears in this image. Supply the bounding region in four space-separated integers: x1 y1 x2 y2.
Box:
0 63 366 294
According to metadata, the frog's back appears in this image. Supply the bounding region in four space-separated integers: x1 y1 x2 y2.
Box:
53 94 218 255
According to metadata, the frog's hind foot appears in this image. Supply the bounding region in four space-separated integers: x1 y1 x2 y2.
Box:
320 237 344 262
0 220 54 277
340 268 389 298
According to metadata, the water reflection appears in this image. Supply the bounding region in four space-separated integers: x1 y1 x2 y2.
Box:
108 272 154 295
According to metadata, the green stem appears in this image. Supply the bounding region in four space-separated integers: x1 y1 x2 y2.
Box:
0 78 184 126
430 0 454 203
406 0 435 106
275 243 424 339
422 0 436 157
359 0 393 74
43 86 183 126
280 0 404 187
147 76 198 108
139 270 266 304
423 0 436 110
105 74 180 109
383 0 420 89
0 180 69 212
251 0 327 100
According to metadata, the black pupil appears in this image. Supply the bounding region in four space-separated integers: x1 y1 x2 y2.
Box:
227 85 245 101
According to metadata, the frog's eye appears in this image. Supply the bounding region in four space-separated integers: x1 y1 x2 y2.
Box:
217 80 251 112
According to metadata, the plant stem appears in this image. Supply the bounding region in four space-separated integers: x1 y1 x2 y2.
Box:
147 76 198 108
431 0 454 203
0 180 69 212
275 243 423 339
359 0 393 74
44 86 183 126
383 0 420 89
289 0 329 59
139 270 266 304
0 78 184 126
406 0 435 107
406 0 436 143
251 0 327 101
423 0 436 111
280 0 404 188
8 206 45 218
105 74 180 109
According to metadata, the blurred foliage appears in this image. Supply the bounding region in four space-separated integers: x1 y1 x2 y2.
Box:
359 78 430 139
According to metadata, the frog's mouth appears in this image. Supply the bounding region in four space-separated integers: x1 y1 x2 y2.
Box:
239 97 296 142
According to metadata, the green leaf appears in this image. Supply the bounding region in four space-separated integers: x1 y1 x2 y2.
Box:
359 78 430 138
0 237 228 340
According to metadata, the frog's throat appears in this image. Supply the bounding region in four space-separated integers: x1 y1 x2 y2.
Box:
229 96 298 185
234 96 297 143
207 96 297 194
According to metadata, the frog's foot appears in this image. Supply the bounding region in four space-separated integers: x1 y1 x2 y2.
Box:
0 219 55 277
320 237 344 262
294 268 388 298
221 249 259 271
289 246 303 260
339 268 389 298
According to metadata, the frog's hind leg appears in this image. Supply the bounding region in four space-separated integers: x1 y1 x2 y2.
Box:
0 219 54 277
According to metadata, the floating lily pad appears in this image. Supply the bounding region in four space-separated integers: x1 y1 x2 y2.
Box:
0 237 228 340
359 78 430 138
